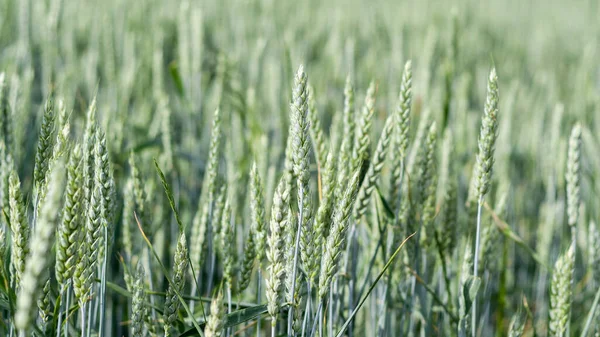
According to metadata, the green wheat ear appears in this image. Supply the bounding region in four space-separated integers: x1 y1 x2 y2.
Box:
418 122 438 246
473 67 499 201
0 73 14 153
163 232 189 337
335 76 356 204
507 307 526 337
318 168 362 300
191 108 221 278
250 161 266 268
266 178 290 324
204 286 225 337
307 84 328 168
288 65 312 335
351 81 376 174
131 261 147 337
566 123 581 229
290 65 310 183
15 157 66 333
56 144 84 289
354 114 394 220
549 244 575 337
238 227 256 293
388 60 413 210
82 96 97 207
9 166 29 288
309 150 336 283
33 97 56 193
221 198 236 293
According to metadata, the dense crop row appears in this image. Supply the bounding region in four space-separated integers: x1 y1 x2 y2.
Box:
0 0 599 336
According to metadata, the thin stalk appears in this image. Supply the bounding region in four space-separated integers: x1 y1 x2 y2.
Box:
567 233 576 337
334 224 355 325
190 282 197 312
80 302 86 337
382 269 395 337
288 187 305 337
407 228 422 335
418 254 429 335
57 286 65 337
328 284 334 337
472 196 484 337
87 298 93 337
208 245 217 292
257 270 263 337
226 286 232 337
145 247 157 323
99 226 108 337
92 290 99 330
310 301 323 337
319 302 323 337
301 287 310 337
580 284 600 337
347 224 358 337
64 286 71 337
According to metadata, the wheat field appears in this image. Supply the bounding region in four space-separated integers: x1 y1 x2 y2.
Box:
0 0 599 336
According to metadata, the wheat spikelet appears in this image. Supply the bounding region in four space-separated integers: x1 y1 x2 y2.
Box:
56 144 83 288
307 84 328 168
164 232 189 336
131 262 147 337
15 157 65 332
473 68 500 200
309 151 336 283
566 123 581 228
82 96 97 207
8 167 29 288
204 287 225 337
250 161 266 267
508 308 526 337
388 60 413 210
354 114 394 220
549 244 575 337
238 229 256 293
351 81 376 174
318 169 361 299
266 178 290 324
221 199 236 292
191 108 221 277
33 97 56 192
335 76 356 201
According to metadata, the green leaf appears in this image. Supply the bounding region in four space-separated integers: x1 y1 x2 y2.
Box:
169 61 185 97
154 159 184 233
375 185 395 220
